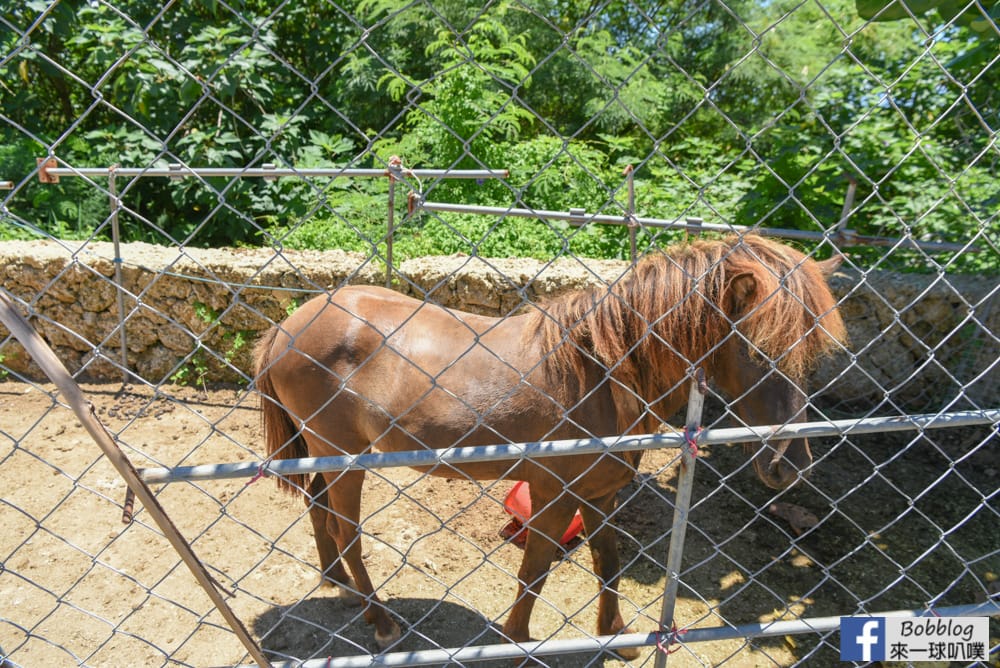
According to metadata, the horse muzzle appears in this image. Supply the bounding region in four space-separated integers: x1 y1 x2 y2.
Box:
752 438 812 489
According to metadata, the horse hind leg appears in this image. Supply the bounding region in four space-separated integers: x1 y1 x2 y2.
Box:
501 490 578 647
578 492 641 661
320 468 402 650
306 474 358 602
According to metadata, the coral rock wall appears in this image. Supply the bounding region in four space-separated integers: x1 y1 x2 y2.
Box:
1 240 996 412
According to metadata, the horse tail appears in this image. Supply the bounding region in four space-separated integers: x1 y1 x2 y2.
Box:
254 325 309 495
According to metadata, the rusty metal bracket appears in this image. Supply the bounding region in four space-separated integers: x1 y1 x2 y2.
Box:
36 157 59 184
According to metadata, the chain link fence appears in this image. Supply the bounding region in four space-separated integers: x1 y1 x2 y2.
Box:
1 1 998 667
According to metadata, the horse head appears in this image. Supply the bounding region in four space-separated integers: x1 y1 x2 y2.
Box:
715 343 814 489
712 246 846 489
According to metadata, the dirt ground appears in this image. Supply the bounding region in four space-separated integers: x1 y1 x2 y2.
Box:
1 381 997 667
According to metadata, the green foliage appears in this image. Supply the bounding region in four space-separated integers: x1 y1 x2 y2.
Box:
0 0 995 273
856 0 999 34
170 346 210 390
170 302 251 387
0 137 109 241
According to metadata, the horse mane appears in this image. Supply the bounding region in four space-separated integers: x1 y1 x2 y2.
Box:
525 234 846 407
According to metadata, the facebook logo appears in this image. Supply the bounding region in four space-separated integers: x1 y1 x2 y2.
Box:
841 617 885 661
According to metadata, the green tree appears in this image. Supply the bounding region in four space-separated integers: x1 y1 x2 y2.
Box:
1 0 995 271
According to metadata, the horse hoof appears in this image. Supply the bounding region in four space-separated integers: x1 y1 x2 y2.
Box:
374 620 402 651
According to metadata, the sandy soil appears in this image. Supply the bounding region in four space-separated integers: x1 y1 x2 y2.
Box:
1 381 997 667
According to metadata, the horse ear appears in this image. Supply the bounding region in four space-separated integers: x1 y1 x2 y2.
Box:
816 254 843 279
726 272 758 316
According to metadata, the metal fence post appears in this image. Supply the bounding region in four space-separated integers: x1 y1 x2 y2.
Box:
624 164 638 263
654 368 706 666
108 166 131 384
386 157 400 288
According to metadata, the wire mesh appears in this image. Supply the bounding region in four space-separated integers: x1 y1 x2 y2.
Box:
1 2 998 667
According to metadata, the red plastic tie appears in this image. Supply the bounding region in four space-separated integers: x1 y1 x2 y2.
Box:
656 622 687 654
684 426 702 458
245 461 269 486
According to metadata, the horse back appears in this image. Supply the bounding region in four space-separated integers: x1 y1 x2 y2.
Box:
256 286 624 483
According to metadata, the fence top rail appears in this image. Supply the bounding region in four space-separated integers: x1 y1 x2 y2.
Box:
138 409 999 484
29 161 972 253
36 161 509 182
416 200 974 252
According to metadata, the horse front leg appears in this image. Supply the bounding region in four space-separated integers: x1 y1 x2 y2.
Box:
306 474 357 601
502 492 578 648
578 491 640 661
320 469 402 650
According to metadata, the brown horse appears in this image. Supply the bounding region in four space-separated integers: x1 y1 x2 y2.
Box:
253 234 846 655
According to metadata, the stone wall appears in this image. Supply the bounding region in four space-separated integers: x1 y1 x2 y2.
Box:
1 240 996 412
